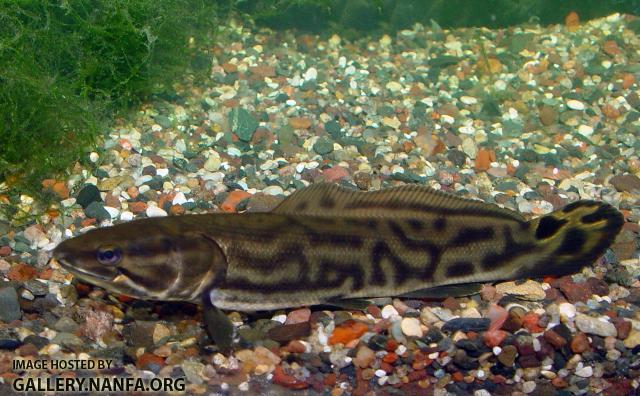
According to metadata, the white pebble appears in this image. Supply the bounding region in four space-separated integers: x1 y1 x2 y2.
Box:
271 314 287 324
61 198 76 208
493 346 502 355
89 152 100 163
146 205 167 217
577 124 594 137
172 192 188 205
104 206 120 219
566 99 586 110
120 211 134 221
400 317 423 337
385 81 403 93
303 67 318 81
374 369 387 378
460 96 477 105
263 185 284 196
21 289 35 301
156 168 169 177
238 381 249 391
522 380 536 393
575 365 593 377
381 305 399 320
558 302 576 321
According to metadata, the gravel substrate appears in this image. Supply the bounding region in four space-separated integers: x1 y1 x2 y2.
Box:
1 13 640 395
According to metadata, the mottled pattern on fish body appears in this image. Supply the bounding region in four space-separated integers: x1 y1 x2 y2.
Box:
202 184 623 310
53 183 624 312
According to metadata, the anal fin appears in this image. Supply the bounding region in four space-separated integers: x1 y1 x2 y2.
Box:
399 283 484 299
325 298 372 310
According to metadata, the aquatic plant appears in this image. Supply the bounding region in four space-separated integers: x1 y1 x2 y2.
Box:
0 0 219 205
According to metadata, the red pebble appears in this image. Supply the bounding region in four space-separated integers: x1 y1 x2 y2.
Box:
522 312 544 333
136 353 164 370
0 246 11 256
272 365 309 390
570 332 590 353
7 263 37 282
483 330 507 347
487 304 508 331
544 329 567 348
612 318 631 340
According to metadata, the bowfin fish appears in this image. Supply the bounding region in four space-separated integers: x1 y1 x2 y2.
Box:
52 183 624 347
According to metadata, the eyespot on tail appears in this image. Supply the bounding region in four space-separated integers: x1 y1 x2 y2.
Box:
524 200 624 277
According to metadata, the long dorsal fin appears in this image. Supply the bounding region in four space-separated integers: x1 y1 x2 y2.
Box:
272 183 525 222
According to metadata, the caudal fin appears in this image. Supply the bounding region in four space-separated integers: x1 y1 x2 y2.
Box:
523 200 624 277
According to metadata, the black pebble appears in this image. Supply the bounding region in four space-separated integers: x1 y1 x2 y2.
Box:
76 184 102 209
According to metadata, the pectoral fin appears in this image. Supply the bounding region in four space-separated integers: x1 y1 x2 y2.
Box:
399 283 484 299
202 295 234 352
325 298 372 310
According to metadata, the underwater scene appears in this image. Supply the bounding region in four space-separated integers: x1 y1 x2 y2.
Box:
1 1 640 395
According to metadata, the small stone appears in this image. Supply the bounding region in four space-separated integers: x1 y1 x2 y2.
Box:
577 124 594 138
328 321 368 345
0 287 22 322
612 318 631 340
575 365 593 378
7 263 37 282
229 108 258 142
522 380 536 394
323 166 350 182
566 99 586 111
400 317 423 337
495 280 546 301
263 185 284 196
146 205 168 217
575 314 617 337
153 323 171 344
474 148 494 171
544 329 567 348
204 153 221 172
441 318 490 333
268 322 311 343
289 117 312 129
52 332 84 348
610 174 640 192
623 329 640 349
498 345 517 366
570 332 590 353
354 345 376 368
54 317 79 333
381 305 399 320
385 81 403 93
85 202 110 221
558 302 577 322
539 105 557 126
285 308 311 325
76 184 102 208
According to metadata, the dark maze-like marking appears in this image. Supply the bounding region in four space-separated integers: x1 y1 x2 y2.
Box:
480 225 535 271
446 261 475 278
385 220 442 282
448 226 495 246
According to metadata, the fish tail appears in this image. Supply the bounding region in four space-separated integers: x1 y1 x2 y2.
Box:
521 200 624 277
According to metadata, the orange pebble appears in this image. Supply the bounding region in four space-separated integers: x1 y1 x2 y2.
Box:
382 353 398 364
452 371 464 382
622 73 635 89
328 321 368 345
565 11 579 31
220 190 252 213
475 148 495 171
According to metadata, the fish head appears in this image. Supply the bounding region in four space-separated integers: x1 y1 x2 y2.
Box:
52 218 227 302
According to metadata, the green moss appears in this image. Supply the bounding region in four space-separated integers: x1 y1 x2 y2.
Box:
0 0 219 205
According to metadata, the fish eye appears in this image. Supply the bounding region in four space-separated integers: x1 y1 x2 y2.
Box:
96 246 122 265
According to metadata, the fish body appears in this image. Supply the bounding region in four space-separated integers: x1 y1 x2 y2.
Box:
54 183 624 312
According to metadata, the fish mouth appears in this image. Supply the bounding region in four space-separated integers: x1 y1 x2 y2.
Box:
52 256 112 283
